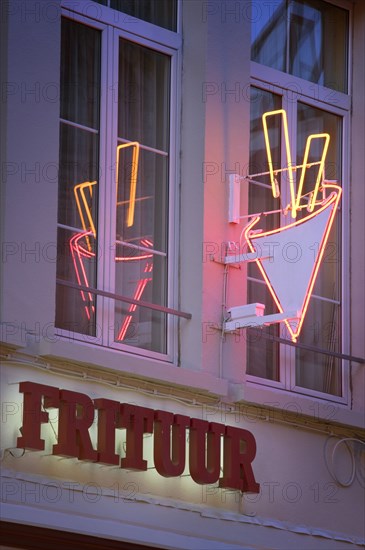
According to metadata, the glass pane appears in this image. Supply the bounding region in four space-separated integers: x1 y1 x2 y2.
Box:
57 123 99 228
111 0 177 31
295 298 342 395
116 148 168 252
290 1 348 92
251 0 286 72
251 0 349 93
115 39 170 352
248 88 282 262
296 103 342 395
60 19 101 129
296 102 342 301
247 281 280 381
247 88 282 380
55 227 98 336
114 255 167 353
118 39 170 151
56 19 101 336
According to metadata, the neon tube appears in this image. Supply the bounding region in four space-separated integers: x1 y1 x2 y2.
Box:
116 142 140 228
245 184 342 342
295 133 330 214
262 109 296 215
73 181 97 252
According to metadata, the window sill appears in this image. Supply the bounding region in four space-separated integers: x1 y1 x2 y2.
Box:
22 337 228 400
239 381 365 431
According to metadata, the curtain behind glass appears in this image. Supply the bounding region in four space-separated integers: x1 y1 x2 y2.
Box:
111 0 176 31
247 88 281 381
295 103 342 395
93 0 177 31
115 39 170 352
56 19 101 337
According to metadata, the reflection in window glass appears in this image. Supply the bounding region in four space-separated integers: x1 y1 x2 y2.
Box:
115 39 170 352
94 0 177 31
251 0 286 72
295 298 342 396
56 19 101 337
251 0 349 93
247 88 281 381
295 103 342 394
247 281 280 381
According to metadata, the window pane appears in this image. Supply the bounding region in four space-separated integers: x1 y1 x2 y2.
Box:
296 103 342 395
56 19 101 336
290 1 348 92
57 124 99 228
247 88 282 380
247 281 280 381
248 88 282 265
110 0 177 31
118 39 170 151
251 0 349 93
60 18 101 129
56 227 98 337
115 39 170 352
295 298 342 396
296 102 342 301
116 148 168 252
251 0 286 72
114 255 167 352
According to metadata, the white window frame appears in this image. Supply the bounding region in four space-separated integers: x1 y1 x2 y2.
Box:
56 2 182 363
247 0 351 404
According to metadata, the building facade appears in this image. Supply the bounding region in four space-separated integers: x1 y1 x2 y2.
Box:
1 1 364 548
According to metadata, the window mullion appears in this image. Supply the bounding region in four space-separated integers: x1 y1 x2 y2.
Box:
285 0 291 74
97 24 117 347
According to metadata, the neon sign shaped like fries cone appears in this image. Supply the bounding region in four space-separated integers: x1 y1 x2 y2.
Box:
225 109 342 343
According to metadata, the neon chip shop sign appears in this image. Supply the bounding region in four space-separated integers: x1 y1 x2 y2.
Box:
225 109 342 342
16 381 260 494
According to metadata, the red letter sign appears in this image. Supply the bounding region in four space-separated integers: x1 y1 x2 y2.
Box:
219 426 260 493
17 381 59 451
53 390 97 461
154 411 190 477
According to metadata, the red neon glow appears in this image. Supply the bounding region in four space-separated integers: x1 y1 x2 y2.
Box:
116 262 153 341
69 231 95 321
245 184 342 342
73 181 97 251
70 230 154 340
69 142 154 341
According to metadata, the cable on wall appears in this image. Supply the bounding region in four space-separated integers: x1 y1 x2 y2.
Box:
324 436 365 487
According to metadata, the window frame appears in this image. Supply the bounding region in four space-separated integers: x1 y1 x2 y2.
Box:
56 3 181 363
247 1 351 404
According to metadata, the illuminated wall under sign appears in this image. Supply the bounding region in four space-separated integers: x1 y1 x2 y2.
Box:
225 109 342 342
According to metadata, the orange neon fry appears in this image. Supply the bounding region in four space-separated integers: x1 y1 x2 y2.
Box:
116 142 140 228
262 109 296 215
70 231 95 320
245 183 342 342
74 181 97 252
295 133 330 215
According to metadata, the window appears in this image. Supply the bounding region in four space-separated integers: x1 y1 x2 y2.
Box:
93 0 177 31
247 0 349 400
251 0 349 93
56 3 179 359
